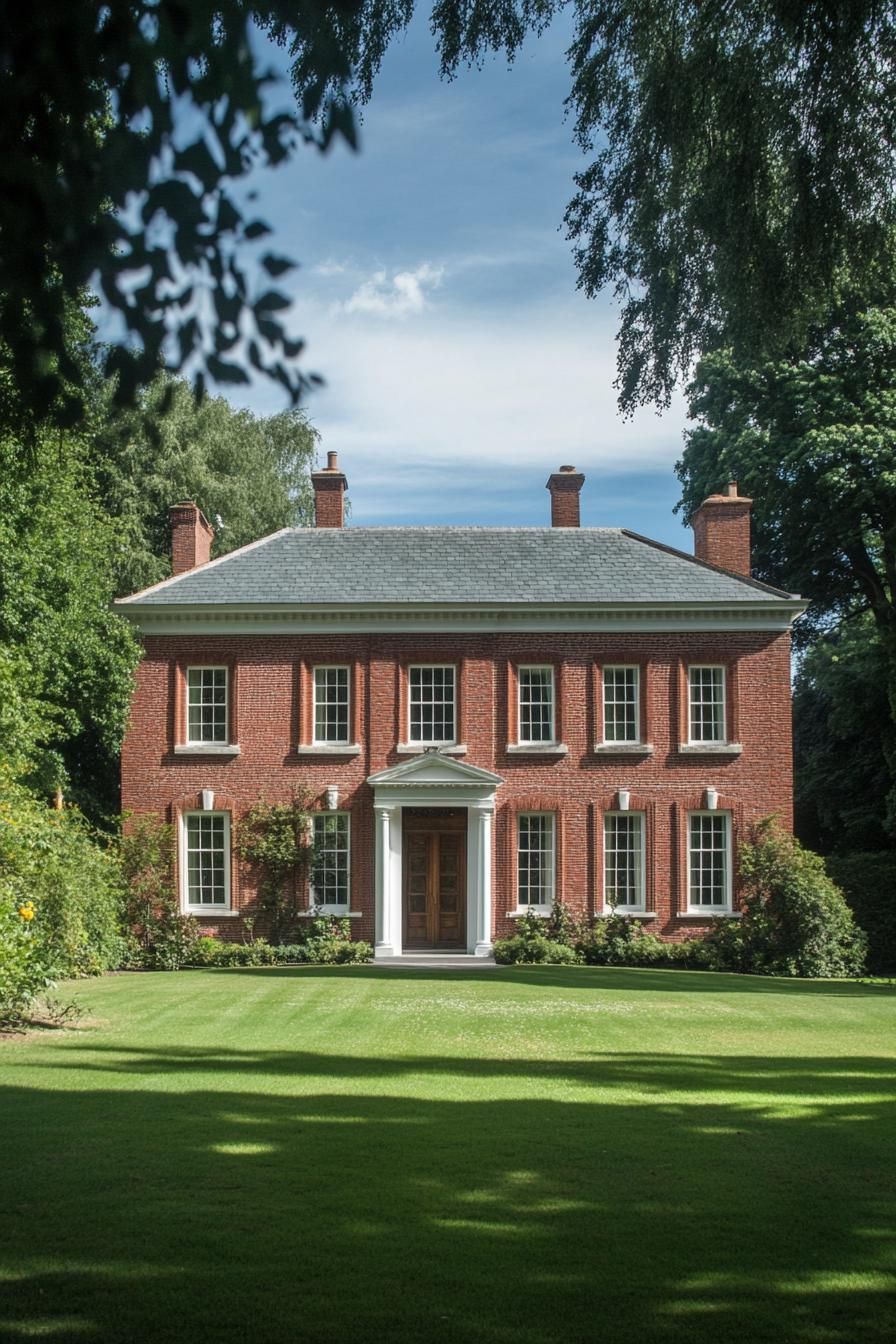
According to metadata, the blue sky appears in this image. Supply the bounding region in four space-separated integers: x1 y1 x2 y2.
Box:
232 13 690 545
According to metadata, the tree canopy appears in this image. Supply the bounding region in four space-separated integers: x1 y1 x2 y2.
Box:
277 1 896 410
91 375 319 595
0 2 363 429
676 306 896 641
6 2 894 428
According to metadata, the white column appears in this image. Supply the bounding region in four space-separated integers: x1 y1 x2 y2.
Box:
374 806 397 958
474 808 493 956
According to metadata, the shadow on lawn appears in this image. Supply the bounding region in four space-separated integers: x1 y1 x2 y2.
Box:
33 1042 896 1102
2 1051 894 1344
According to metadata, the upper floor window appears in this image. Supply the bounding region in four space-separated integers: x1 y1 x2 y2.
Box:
604 812 645 909
688 666 726 743
187 667 228 744
517 812 555 910
518 666 554 743
314 666 350 744
603 666 640 743
409 665 455 744
312 813 350 909
182 812 231 912
688 812 732 910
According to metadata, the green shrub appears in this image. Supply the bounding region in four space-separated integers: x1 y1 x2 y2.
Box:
732 822 867 977
183 922 372 969
577 912 667 967
493 911 581 964
120 814 199 970
235 797 314 944
825 852 896 975
0 765 126 995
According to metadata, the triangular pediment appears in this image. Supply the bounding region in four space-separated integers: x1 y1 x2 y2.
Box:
367 752 503 789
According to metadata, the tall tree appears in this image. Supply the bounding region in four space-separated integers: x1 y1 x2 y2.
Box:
91 376 319 595
676 304 896 823
793 617 891 853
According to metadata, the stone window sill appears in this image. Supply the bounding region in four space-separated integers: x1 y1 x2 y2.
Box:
507 907 552 918
592 743 654 756
298 909 362 918
184 907 238 917
678 910 742 919
295 744 361 756
596 910 657 919
396 743 468 756
174 744 241 757
506 743 569 756
677 742 742 755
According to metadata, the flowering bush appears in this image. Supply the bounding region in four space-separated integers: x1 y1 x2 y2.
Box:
0 893 55 1028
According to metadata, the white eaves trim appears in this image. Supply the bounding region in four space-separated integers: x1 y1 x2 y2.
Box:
116 598 806 637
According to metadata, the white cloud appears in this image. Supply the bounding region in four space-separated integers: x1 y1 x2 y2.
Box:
341 263 444 319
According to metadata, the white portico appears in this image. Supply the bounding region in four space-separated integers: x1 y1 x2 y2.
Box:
367 752 503 959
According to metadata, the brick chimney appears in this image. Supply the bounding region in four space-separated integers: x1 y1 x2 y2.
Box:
692 481 753 577
546 465 585 527
170 502 214 576
312 451 348 528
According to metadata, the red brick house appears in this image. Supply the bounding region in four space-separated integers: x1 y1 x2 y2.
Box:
116 456 804 958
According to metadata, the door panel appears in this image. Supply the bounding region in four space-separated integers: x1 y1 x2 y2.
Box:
402 816 466 949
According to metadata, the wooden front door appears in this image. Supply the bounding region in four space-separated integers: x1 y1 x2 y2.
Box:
403 810 466 949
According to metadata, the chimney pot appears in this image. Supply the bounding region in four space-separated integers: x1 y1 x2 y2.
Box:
546 465 586 527
311 453 348 527
170 501 214 575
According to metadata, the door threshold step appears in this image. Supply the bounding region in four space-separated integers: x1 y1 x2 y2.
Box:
373 954 497 969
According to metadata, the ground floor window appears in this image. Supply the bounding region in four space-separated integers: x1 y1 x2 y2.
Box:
688 812 731 910
603 812 645 909
312 813 350 909
517 812 555 910
183 812 230 911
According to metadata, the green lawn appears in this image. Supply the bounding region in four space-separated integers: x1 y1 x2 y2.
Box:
2 966 895 1344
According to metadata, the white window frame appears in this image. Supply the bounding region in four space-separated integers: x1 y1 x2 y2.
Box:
408 664 456 745
602 665 641 744
180 811 232 914
603 811 646 911
186 665 229 745
686 811 733 913
516 812 556 912
312 665 351 745
310 812 351 912
688 665 727 744
517 665 555 744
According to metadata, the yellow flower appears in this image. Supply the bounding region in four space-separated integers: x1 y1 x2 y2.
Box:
17 903 34 921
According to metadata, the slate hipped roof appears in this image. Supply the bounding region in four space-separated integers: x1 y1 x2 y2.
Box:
117 526 798 608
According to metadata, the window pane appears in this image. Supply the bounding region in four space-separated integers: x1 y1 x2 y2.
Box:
314 666 350 743
604 813 644 907
185 813 228 906
519 667 553 742
312 814 350 907
603 667 639 742
689 814 730 906
517 813 555 907
187 668 228 743
689 667 725 742
409 666 455 742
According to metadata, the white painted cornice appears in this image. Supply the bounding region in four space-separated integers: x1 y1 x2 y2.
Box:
115 598 806 637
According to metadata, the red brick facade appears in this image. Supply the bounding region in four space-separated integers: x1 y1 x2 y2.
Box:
121 626 794 945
